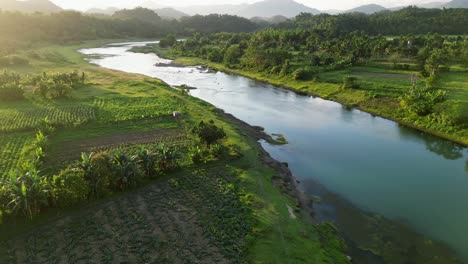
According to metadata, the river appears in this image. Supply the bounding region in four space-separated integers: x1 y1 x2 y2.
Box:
80 41 468 263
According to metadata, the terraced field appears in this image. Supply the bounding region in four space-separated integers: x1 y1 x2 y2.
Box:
0 167 251 264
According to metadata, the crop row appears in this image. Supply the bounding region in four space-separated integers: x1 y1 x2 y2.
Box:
94 97 182 122
0 133 32 179
0 105 96 133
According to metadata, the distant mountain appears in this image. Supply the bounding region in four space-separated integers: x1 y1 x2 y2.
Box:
154 8 189 20
443 0 468 8
179 4 247 16
346 4 387 14
251 15 289 24
0 0 62 13
86 7 119 15
238 0 320 18
180 0 319 18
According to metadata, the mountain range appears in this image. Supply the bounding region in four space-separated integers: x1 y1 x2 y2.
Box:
0 0 62 13
1 0 467 18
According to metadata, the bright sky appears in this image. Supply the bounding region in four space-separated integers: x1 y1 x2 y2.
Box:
50 0 449 11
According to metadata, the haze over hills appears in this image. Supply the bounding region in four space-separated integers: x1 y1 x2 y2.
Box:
345 4 387 14
86 7 189 20
444 0 468 8
0 0 62 13
238 0 320 17
2 0 467 19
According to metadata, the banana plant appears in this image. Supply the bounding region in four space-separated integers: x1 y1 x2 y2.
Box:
111 150 140 191
7 166 49 220
137 148 158 178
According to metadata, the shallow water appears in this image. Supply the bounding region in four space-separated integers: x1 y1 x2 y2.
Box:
80 42 468 262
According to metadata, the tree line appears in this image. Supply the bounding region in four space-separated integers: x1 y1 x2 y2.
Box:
280 7 468 36
0 8 258 56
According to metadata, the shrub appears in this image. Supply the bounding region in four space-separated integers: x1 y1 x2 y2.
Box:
188 145 206 164
291 67 317 81
342 76 360 90
156 144 179 172
137 148 158 178
79 152 110 199
32 71 85 99
0 70 23 100
400 85 447 116
191 120 226 147
0 82 24 100
111 150 141 191
52 168 89 207
7 166 49 219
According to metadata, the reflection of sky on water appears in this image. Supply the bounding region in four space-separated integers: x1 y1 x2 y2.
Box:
80 42 468 260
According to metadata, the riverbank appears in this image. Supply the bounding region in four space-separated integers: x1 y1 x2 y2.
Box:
77 40 467 263
0 40 350 263
170 56 468 147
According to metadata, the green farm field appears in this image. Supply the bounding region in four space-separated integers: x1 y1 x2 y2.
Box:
0 41 348 263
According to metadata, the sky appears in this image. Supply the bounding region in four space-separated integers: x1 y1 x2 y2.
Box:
50 0 450 11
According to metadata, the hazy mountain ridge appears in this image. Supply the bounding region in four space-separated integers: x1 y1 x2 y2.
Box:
178 0 318 18
443 0 468 8
0 0 62 13
345 4 388 14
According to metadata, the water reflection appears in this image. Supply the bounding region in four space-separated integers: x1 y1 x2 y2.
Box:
80 42 468 262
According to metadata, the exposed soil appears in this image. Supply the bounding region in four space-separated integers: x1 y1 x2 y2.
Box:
53 128 187 162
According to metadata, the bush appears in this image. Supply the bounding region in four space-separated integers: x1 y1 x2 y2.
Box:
207 48 223 63
79 152 110 199
342 76 360 90
291 67 317 81
6 166 49 219
137 148 158 178
32 71 85 99
191 120 226 147
0 82 24 100
400 85 447 116
188 145 207 164
156 144 179 172
110 150 141 191
0 70 23 100
52 168 89 208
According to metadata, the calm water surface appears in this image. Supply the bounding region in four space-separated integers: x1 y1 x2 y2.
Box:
80 42 468 262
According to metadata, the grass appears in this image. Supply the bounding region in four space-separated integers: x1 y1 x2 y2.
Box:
173 56 468 146
0 41 348 263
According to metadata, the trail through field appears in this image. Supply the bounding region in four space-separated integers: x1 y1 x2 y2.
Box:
0 173 233 264
352 71 412 79
55 128 187 161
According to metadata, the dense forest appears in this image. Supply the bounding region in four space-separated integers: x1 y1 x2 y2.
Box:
280 7 468 36
0 8 257 55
